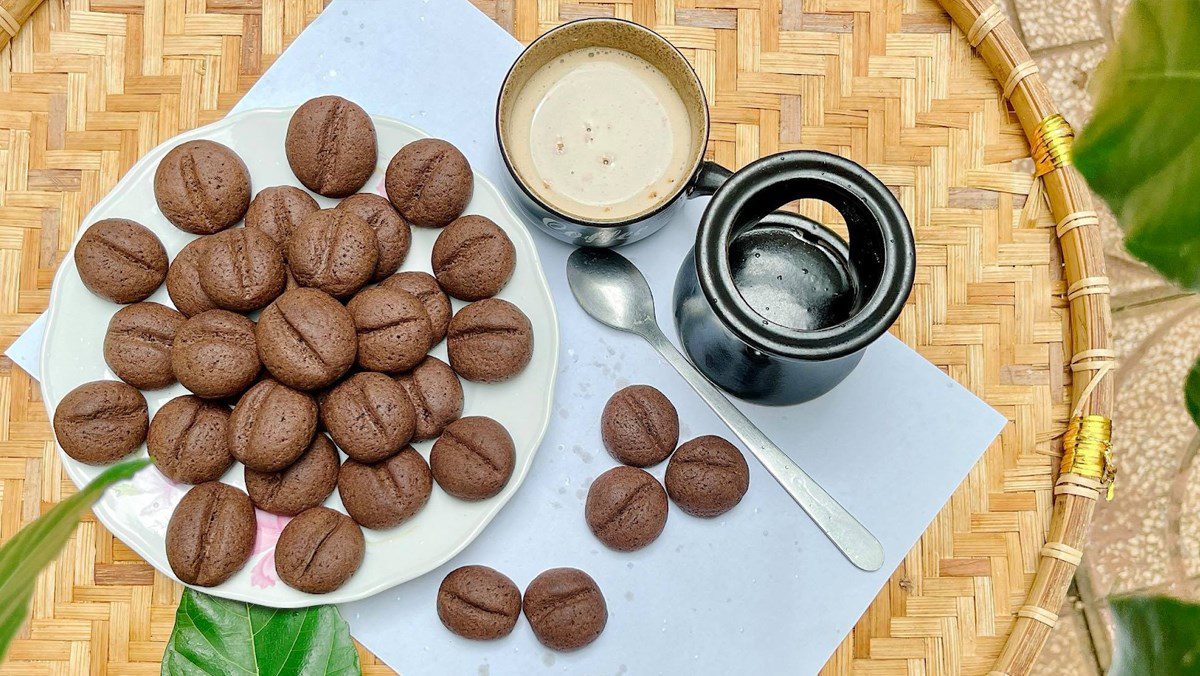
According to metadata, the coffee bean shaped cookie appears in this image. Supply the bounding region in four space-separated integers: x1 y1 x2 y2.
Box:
600 385 679 468
166 237 219 317
165 482 256 587
154 140 251 235
396 356 463 440
198 228 287 312
385 138 473 228
75 218 168 304
437 565 522 640
285 96 378 198
245 185 319 252
147 395 233 484
245 432 339 516
103 302 184 390
256 288 357 391
430 417 515 501
380 271 451 343
171 310 260 399
447 298 533 382
664 435 750 518
275 506 365 594
229 378 318 473
586 466 668 551
288 209 379 299
53 380 148 465
320 372 415 463
432 215 515 301
336 193 411 281
338 447 432 529
523 568 607 652
347 286 432 373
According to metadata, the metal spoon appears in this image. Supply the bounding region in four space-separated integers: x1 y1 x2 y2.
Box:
566 247 885 572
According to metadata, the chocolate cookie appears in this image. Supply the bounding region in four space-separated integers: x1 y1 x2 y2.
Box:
75 218 168 304
337 447 432 529
171 310 261 399
53 380 148 465
154 140 251 235
165 482 256 587
274 506 365 593
319 372 414 463
347 286 432 373
585 466 668 551
430 417 514 501
288 208 379 299
336 193 411 281
147 395 233 485
256 288 356 391
437 565 522 640
379 271 451 343
228 378 319 473
600 385 679 468
446 299 533 382
523 568 607 652
285 96 378 198
198 228 287 312
245 185 320 250
396 356 463 440
166 237 219 317
103 302 184 390
385 138 473 228
664 435 750 518
244 432 339 516
432 215 515 301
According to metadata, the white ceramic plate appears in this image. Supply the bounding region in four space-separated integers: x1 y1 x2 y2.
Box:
40 107 559 607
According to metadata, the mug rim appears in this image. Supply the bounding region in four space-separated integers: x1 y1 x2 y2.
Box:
695 150 916 361
495 17 711 229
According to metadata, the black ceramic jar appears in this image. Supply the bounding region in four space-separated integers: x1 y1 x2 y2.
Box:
673 150 915 405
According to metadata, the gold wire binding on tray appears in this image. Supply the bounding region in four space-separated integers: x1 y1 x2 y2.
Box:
1061 415 1115 500
1032 114 1074 177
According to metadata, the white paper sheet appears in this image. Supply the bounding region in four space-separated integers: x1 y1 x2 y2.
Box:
6 1 1006 673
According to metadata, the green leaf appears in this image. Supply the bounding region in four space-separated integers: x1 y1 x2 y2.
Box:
1111 595 1200 674
1074 0 1200 290
1186 358 1200 428
0 458 149 661
161 589 361 676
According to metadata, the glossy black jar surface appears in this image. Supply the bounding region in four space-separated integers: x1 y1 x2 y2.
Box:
673 150 915 405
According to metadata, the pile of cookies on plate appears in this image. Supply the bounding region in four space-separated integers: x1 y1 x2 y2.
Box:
53 95 533 595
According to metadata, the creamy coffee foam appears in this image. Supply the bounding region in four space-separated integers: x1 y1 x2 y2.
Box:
507 47 695 222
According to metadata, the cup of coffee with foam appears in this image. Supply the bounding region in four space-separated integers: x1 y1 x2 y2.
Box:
497 18 727 247
499 19 915 404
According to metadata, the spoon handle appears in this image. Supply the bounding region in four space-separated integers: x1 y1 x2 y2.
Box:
644 327 885 572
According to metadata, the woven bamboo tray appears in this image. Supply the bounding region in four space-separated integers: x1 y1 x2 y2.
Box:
0 0 1112 673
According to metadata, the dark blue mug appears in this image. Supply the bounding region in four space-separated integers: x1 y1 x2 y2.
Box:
495 18 724 248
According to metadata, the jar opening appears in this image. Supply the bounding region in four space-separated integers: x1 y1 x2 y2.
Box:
728 210 861 332
697 151 915 361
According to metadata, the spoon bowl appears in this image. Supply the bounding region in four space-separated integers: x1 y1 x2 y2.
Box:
566 248 659 334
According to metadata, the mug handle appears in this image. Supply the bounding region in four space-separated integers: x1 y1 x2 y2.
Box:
687 161 733 197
